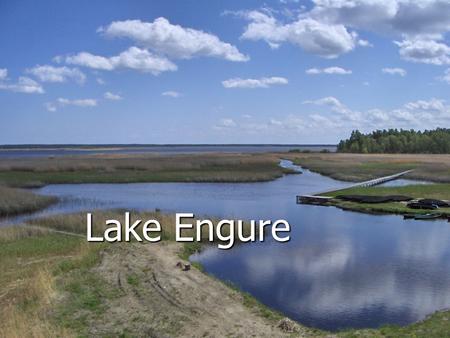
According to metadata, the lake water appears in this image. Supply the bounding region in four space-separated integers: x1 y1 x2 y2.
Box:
3 161 449 332
0 144 336 159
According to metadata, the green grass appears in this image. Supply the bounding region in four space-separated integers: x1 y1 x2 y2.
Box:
339 310 450 337
323 184 450 216
327 183 450 200
126 273 140 286
0 186 57 216
1 214 450 337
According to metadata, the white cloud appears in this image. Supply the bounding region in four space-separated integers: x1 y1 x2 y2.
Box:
395 39 450 65
161 91 181 98
45 97 98 111
96 78 106 85
214 118 237 129
357 39 373 47
382 67 407 76
310 0 450 38
45 102 57 112
27 65 86 84
210 96 450 140
104 92 123 100
0 76 44 94
57 98 97 107
306 66 352 75
64 46 177 75
306 1 450 65
239 1 450 63
240 11 357 58
303 96 346 110
222 76 288 88
0 68 7 80
439 68 450 84
99 18 249 62
303 96 450 131
63 52 114 70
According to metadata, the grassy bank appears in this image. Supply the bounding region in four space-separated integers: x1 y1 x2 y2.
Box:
0 186 57 217
321 183 450 216
2 211 314 337
285 153 450 183
0 153 295 187
1 211 449 336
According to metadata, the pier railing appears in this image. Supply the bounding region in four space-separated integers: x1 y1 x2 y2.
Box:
297 169 414 204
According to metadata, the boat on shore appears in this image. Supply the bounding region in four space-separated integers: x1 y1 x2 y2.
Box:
414 213 443 220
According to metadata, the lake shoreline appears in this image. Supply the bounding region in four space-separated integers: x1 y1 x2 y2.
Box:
1 153 450 335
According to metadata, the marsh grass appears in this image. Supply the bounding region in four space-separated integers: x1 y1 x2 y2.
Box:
286 153 450 183
0 153 292 187
0 186 57 216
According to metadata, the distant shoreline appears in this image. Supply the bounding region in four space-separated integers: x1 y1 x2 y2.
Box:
0 144 337 150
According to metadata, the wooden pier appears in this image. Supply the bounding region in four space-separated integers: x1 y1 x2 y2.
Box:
297 169 414 204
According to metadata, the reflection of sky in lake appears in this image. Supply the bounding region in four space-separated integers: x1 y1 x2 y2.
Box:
3 160 449 331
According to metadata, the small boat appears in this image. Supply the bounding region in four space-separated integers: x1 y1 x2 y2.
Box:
414 213 442 220
403 214 416 219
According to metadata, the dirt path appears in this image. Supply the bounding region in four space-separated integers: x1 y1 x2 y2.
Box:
88 242 315 337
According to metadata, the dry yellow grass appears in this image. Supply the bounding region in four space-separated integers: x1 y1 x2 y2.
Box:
0 186 57 216
285 152 450 182
0 224 92 338
0 152 291 187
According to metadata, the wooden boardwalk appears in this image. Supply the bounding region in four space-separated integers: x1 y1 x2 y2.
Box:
297 169 414 204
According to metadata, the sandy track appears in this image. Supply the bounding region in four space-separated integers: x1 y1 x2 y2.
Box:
88 242 311 338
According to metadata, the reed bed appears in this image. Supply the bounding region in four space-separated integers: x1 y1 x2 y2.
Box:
0 153 291 187
285 153 450 182
0 186 57 216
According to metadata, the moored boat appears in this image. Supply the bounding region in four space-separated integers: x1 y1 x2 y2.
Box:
414 213 443 220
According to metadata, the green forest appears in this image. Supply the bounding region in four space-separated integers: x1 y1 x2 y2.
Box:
337 128 450 153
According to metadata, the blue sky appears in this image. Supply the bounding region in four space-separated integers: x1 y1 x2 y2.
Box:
1 0 450 144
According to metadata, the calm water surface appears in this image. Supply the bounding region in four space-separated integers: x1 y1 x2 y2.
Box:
4 161 449 331
0 145 335 158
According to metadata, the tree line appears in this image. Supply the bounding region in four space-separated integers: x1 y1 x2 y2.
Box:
337 128 450 153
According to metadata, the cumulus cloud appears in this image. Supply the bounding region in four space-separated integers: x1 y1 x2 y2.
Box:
310 0 450 38
58 98 97 107
63 46 177 75
0 76 44 94
357 39 373 47
306 66 352 75
0 68 7 80
305 1 450 64
222 76 288 88
303 96 350 115
161 91 181 98
104 91 123 100
395 39 450 65
99 18 249 62
46 97 97 111
240 11 357 58
27 65 86 84
382 67 407 76
303 96 450 131
211 96 450 140
239 1 450 62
